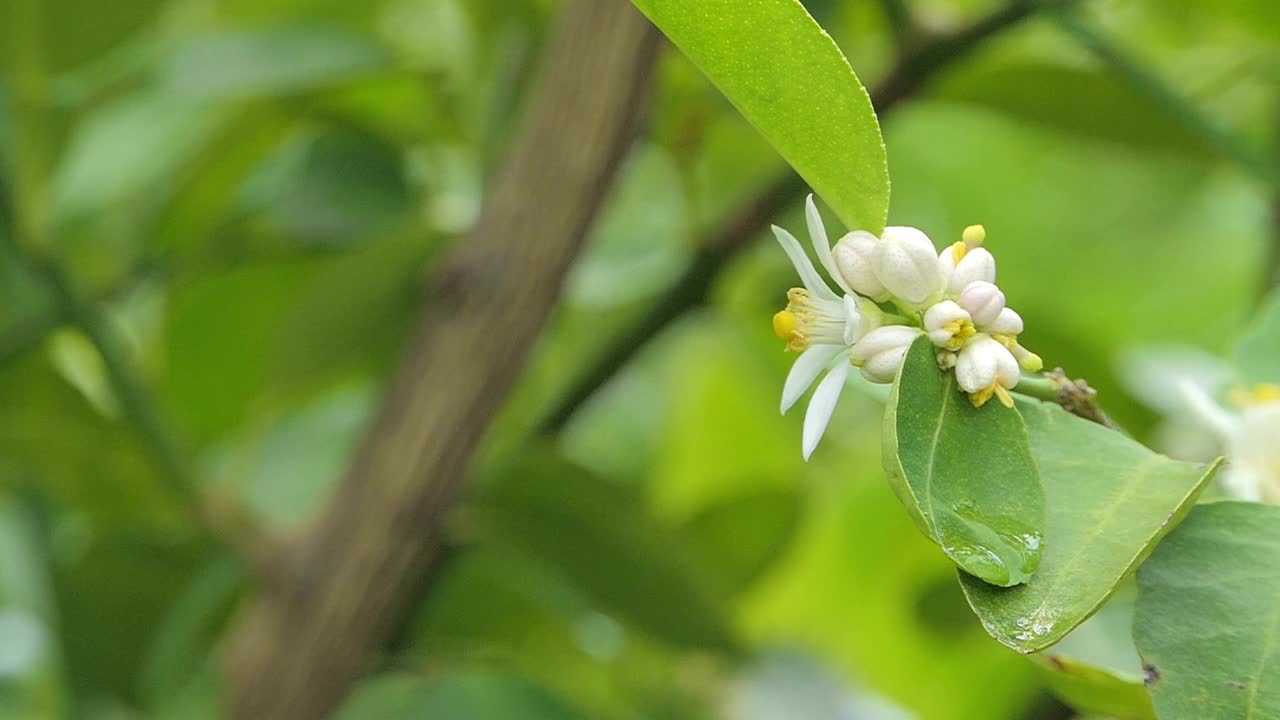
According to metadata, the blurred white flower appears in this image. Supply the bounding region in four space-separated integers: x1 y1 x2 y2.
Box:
1179 381 1280 502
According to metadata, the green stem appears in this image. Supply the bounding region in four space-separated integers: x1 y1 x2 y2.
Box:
5 0 52 249
32 257 194 505
1015 373 1060 402
1053 8 1280 190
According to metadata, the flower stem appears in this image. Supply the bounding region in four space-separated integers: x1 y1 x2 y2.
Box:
1015 373 1060 402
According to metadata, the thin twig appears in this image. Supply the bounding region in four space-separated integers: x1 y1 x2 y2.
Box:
538 0 1068 434
1052 8 1280 190
877 0 914 52
1016 371 1118 429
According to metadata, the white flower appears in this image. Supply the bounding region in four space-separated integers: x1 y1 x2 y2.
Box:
938 225 996 295
873 227 944 307
850 325 925 384
772 195 884 460
923 300 975 351
832 231 888 300
955 334 1020 408
957 281 1005 328
1179 382 1280 503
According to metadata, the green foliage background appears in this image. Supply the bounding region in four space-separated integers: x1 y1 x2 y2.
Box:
0 0 1276 718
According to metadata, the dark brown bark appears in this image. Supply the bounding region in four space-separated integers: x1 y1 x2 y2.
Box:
223 2 660 717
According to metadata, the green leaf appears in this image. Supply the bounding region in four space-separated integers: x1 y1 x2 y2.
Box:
161 28 391 100
960 398 1219 652
883 336 1044 587
335 671 584 720
1134 501 1280 720
630 0 889 233
1233 288 1280 386
0 498 67 720
1034 655 1156 720
680 487 802 595
468 448 738 653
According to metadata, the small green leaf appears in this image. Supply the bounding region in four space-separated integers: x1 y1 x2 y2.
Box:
468 448 738 653
1034 655 1156 720
1233 288 1280 386
884 336 1044 587
630 0 889 233
1134 501 1280 720
335 671 583 720
161 28 391 100
961 398 1219 652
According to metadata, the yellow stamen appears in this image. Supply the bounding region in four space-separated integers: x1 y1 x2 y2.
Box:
773 310 798 342
1017 351 1043 372
1230 383 1280 407
993 333 1018 350
994 385 1014 408
962 224 986 248
942 319 976 351
949 240 968 264
970 385 995 408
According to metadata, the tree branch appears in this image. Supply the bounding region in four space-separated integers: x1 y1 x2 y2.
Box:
538 0 1066 435
222 2 661 718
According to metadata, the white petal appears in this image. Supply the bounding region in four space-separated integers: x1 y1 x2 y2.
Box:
781 345 842 414
1219 467 1263 502
955 336 999 393
948 247 996 294
1175 378 1238 439
806 195 853 296
986 307 1024 336
833 232 887 299
841 295 862 345
860 343 913 383
958 281 1005 327
875 227 943 305
849 325 923 363
773 225 839 302
923 300 970 333
803 361 850 460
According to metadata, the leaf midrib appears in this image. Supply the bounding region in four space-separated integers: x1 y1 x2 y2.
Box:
920 375 954 530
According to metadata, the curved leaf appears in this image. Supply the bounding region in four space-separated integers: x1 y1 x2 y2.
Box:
884 336 1044 587
630 0 888 233
961 398 1219 652
1134 501 1280 720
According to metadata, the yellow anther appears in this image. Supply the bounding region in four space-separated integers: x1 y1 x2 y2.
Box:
970 385 995 408
993 334 1018 350
773 310 799 342
949 240 968 264
941 319 976 351
994 385 1014 408
1018 351 1043 373
962 224 986 248
1230 383 1280 407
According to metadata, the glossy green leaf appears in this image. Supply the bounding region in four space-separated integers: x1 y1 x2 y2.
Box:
630 0 889 233
884 336 1044 587
335 671 583 720
468 449 738 653
1134 501 1280 720
961 398 1219 652
1233 288 1280 386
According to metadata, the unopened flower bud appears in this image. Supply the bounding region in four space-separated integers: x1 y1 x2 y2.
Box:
943 247 996 295
850 325 924 384
832 231 888 300
874 227 943 307
958 281 1006 327
923 300 975 351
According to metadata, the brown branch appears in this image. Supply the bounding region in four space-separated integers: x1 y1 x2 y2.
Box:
221 2 661 718
538 0 1067 434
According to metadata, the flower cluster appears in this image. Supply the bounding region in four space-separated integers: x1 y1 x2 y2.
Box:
772 195 1042 459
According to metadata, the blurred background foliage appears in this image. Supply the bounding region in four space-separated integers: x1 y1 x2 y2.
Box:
0 0 1276 718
